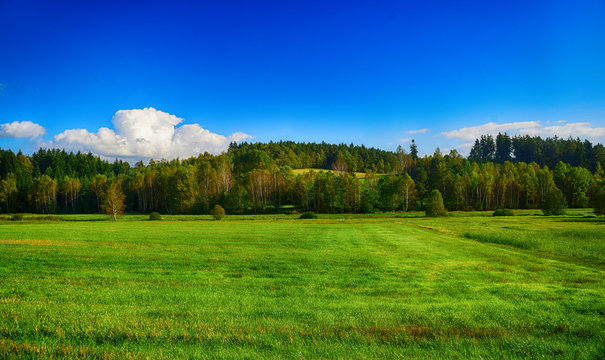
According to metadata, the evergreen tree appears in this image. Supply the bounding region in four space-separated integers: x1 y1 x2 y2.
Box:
495 133 512 163
409 140 418 160
469 139 481 162
479 135 496 161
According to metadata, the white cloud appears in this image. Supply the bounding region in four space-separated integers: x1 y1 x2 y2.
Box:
397 137 412 143
442 121 605 143
524 122 605 140
0 120 46 139
406 128 428 134
453 142 475 155
48 107 251 162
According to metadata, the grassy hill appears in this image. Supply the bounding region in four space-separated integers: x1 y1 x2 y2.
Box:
0 211 604 359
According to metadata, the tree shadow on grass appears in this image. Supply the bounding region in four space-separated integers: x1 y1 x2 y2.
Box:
554 216 605 224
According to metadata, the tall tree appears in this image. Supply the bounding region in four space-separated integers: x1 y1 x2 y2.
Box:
0 173 18 213
568 167 592 208
61 176 82 212
104 179 126 220
479 135 496 162
398 173 416 211
409 140 418 160
593 181 605 217
31 175 57 214
396 145 411 174
495 133 512 163
90 174 108 213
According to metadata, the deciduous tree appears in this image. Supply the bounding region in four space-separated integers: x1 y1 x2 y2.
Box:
104 179 125 220
425 189 447 217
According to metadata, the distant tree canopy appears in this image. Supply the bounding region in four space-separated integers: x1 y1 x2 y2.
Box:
228 141 397 174
469 133 605 171
0 135 604 215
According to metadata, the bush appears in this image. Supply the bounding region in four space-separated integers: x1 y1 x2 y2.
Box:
493 208 514 216
210 204 226 220
299 211 318 219
36 215 62 221
542 189 567 216
10 214 23 221
425 190 447 217
149 212 162 221
473 201 484 211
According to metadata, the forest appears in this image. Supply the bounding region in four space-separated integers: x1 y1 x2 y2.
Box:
0 134 604 215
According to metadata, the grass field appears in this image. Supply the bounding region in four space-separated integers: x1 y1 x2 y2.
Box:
0 211 604 359
291 168 385 178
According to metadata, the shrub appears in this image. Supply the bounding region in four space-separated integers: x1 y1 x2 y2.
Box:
299 211 318 219
425 190 447 217
36 215 62 221
473 201 484 211
10 214 23 221
210 204 226 220
542 189 567 216
149 212 162 221
493 208 514 216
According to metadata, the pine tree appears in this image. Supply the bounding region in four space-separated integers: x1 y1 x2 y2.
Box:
409 140 418 160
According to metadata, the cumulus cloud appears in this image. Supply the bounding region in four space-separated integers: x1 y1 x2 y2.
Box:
0 120 46 139
48 108 251 162
406 128 428 134
442 121 605 143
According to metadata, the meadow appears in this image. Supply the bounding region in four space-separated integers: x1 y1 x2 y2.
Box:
0 211 604 359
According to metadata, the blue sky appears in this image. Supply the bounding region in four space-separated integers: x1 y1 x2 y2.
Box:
1 0 604 160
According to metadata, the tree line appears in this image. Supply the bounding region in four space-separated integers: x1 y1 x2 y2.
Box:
469 133 605 171
0 135 604 216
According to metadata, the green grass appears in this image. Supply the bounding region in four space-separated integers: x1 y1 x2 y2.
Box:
0 212 604 359
291 168 386 178
463 229 605 265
